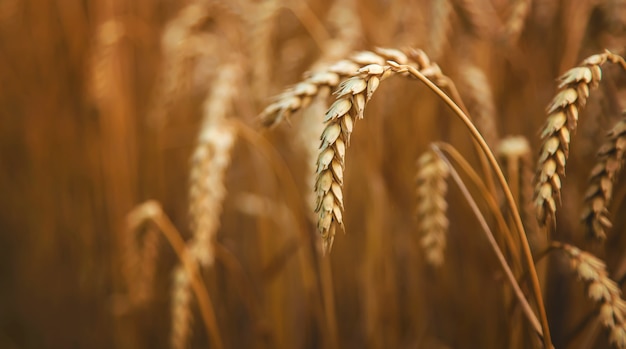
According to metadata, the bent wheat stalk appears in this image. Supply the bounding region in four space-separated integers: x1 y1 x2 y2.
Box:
431 145 543 339
534 50 626 229
581 116 626 240
126 201 223 349
388 62 552 348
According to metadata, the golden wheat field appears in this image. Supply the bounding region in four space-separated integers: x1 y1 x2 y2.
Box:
5 0 626 348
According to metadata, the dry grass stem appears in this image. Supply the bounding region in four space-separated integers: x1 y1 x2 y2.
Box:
534 50 626 230
581 115 626 240
432 145 543 338
555 242 626 348
389 62 553 348
416 149 450 267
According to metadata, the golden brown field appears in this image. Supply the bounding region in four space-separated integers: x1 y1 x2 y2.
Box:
3 0 626 348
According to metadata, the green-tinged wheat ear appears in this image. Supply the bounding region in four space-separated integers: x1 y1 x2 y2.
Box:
581 115 626 239
415 150 450 267
555 242 626 347
534 51 626 229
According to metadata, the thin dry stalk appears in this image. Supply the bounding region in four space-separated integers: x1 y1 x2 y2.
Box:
388 62 553 348
431 145 543 339
188 61 242 267
555 242 626 348
126 201 223 349
581 116 626 240
415 150 450 267
534 50 626 229
124 204 161 306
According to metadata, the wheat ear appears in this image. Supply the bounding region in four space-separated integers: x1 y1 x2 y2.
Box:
188 61 242 267
259 47 414 128
415 150 450 266
124 201 161 306
315 63 397 253
581 116 626 239
555 242 626 347
171 265 194 349
534 50 626 229
459 64 500 147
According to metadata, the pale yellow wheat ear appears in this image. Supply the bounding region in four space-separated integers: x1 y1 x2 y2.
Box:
428 0 453 60
188 60 243 267
497 136 539 244
459 63 500 147
149 1 215 125
581 115 626 240
259 47 415 128
124 201 161 307
534 50 626 229
501 0 531 44
415 149 450 267
555 242 626 347
171 265 193 349
312 49 453 253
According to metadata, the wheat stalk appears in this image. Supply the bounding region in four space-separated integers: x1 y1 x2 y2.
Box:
555 242 626 348
534 50 626 229
581 116 626 240
415 149 449 267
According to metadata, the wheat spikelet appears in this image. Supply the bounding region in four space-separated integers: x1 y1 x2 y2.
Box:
171 265 194 349
581 116 626 240
149 1 215 124
415 150 450 267
459 63 499 147
188 61 242 267
124 201 162 306
428 0 453 60
556 242 626 347
501 0 531 44
314 63 396 253
259 47 414 128
534 51 626 229
498 136 538 241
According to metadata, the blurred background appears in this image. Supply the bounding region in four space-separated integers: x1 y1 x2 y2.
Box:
1 0 626 348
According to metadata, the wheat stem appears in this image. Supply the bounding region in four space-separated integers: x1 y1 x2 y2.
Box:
127 201 223 349
431 145 543 338
391 62 552 348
